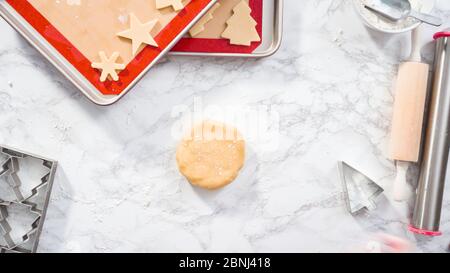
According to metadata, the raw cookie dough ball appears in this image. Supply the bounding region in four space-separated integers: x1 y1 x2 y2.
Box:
176 121 245 190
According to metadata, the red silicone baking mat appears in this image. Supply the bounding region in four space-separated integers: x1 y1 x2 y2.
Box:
6 0 216 96
172 0 263 54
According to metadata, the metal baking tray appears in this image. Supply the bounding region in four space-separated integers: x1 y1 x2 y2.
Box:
170 0 283 57
0 145 57 253
0 0 218 106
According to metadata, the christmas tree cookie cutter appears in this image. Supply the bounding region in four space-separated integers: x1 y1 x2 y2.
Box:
0 205 15 249
338 161 384 215
0 145 57 253
0 202 41 253
0 157 24 202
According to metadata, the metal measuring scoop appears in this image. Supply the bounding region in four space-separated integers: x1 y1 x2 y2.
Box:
364 0 442 27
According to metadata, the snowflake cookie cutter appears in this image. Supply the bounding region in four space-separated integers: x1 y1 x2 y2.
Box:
0 145 57 253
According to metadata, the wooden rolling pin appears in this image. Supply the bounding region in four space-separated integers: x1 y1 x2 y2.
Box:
389 27 429 201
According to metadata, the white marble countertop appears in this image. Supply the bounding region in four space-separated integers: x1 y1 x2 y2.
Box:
1 0 450 253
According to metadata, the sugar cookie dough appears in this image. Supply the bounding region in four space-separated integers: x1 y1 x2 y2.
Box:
221 0 260 46
176 121 245 190
91 51 125 82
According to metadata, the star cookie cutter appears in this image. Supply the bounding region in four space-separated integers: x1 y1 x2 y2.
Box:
0 145 57 253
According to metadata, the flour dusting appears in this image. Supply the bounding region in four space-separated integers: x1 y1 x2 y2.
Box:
355 0 435 32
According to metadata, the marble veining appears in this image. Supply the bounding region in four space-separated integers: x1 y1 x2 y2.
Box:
0 0 450 252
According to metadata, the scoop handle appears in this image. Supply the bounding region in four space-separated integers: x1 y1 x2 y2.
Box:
393 161 413 201
410 27 421 62
409 10 443 27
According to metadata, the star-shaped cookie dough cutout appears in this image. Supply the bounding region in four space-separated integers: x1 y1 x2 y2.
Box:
91 51 126 82
117 13 159 56
156 0 185 11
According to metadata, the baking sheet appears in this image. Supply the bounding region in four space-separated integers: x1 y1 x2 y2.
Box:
26 0 188 65
0 0 217 104
171 0 282 57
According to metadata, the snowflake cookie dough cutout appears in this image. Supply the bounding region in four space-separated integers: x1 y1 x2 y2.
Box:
117 13 159 56
91 52 126 82
189 2 221 37
155 0 185 11
222 0 261 46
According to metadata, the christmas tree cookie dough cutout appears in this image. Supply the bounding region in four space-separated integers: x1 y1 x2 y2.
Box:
117 13 159 57
91 52 126 82
189 2 221 37
221 0 261 46
156 0 185 11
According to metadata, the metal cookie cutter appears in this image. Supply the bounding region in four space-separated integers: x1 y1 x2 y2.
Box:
0 145 57 253
0 202 41 253
0 205 14 249
1 157 25 202
338 161 384 215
